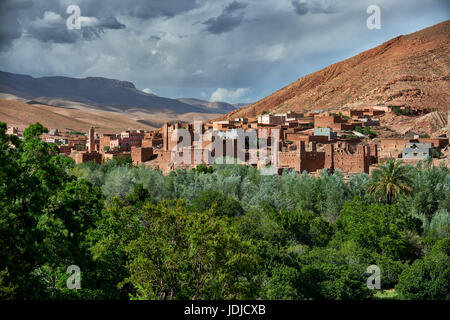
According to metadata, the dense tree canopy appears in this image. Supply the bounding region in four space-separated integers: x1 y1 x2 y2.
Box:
1 122 448 300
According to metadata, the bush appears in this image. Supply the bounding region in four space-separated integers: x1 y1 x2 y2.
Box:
391 106 414 116
189 190 244 217
395 248 449 300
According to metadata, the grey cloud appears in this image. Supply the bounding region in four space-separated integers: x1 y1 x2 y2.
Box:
149 35 162 41
292 0 338 15
96 17 125 30
292 1 309 15
0 0 196 49
224 1 248 13
80 0 200 20
25 12 125 44
0 0 33 50
203 1 248 34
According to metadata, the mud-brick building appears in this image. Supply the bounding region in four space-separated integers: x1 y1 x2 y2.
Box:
325 143 378 174
278 142 326 173
142 132 163 148
314 114 362 131
402 142 432 159
72 151 102 164
131 146 154 166
278 141 378 175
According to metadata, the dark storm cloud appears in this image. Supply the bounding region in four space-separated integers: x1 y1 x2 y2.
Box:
25 11 125 44
292 0 338 15
0 0 197 49
203 1 248 34
79 0 200 20
292 1 309 15
97 17 126 30
0 0 33 50
149 35 162 41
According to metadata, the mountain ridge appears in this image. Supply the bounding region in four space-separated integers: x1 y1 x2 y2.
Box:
220 20 450 120
0 71 235 115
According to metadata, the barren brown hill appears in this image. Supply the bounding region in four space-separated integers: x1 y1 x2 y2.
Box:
0 98 221 133
221 20 450 120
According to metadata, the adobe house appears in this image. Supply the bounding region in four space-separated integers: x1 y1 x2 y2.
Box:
313 128 337 140
72 151 102 164
212 121 233 131
257 114 285 125
279 141 326 173
142 131 163 148
418 138 449 151
68 135 87 150
325 143 378 174
285 132 329 144
380 139 414 158
163 122 193 152
402 142 432 159
100 134 120 152
314 114 363 131
131 146 154 166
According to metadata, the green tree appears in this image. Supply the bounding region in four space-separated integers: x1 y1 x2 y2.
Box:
188 190 244 217
88 197 143 299
122 200 259 300
0 122 104 299
395 239 450 300
334 200 415 262
368 159 413 205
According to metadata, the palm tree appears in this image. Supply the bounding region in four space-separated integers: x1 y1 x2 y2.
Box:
368 158 413 205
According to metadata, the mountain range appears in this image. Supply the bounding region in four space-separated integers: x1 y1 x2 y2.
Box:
221 20 450 120
0 70 243 115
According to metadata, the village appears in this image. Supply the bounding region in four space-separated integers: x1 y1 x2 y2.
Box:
6 105 449 177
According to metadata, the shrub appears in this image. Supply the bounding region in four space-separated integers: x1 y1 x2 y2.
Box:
395 247 449 300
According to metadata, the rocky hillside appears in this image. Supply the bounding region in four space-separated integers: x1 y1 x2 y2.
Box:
222 20 450 120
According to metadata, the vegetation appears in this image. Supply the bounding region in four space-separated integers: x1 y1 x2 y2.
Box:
330 112 350 120
354 126 377 139
367 159 413 205
432 148 442 159
69 130 87 136
1 122 449 300
390 106 414 116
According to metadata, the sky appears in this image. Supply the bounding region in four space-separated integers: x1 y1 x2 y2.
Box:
0 0 449 104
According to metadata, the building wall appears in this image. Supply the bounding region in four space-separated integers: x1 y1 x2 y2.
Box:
131 147 154 165
285 133 329 144
418 138 449 150
314 128 337 139
279 142 325 173
380 139 413 157
324 142 375 174
74 151 102 164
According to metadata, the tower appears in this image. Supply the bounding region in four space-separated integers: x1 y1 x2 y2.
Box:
162 123 169 151
88 127 95 152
